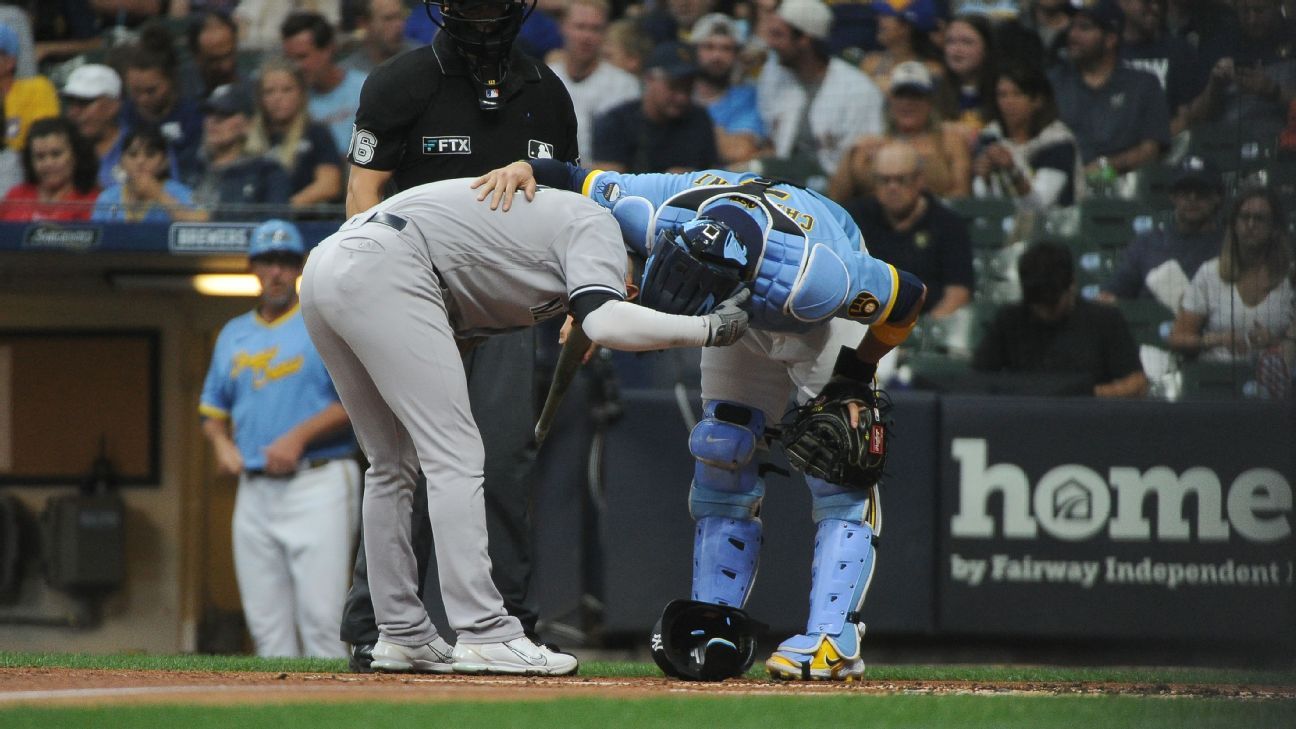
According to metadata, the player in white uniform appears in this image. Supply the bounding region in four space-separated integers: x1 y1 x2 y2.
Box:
199 219 360 659
299 179 749 675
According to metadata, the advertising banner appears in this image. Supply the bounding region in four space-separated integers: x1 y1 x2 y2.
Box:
939 396 1295 642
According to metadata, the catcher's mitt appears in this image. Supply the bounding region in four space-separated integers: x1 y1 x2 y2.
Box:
778 388 892 489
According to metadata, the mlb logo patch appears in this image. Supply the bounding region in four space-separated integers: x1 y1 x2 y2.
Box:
423 136 472 155
528 140 554 159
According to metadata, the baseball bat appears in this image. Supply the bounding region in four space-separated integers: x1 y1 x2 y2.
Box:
534 322 592 445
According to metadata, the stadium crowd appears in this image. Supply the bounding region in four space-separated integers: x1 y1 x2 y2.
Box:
0 0 1293 396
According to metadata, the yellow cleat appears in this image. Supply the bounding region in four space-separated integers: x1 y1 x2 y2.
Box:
765 626 866 681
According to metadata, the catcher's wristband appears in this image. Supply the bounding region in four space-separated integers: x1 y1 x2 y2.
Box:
832 346 877 385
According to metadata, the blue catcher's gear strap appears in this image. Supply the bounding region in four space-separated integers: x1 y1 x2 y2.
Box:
805 519 877 637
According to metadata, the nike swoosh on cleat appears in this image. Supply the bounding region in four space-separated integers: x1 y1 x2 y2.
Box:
824 656 844 668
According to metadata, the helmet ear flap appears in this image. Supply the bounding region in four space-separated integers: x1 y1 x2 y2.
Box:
649 599 763 681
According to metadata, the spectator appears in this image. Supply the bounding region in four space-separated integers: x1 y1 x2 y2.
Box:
60 64 127 190
1 23 59 154
1024 0 1073 61
974 241 1150 397
341 0 418 74
639 0 718 44
1179 0 1295 143
551 0 641 161
281 11 368 158
236 0 342 51
245 58 343 211
199 218 359 659
1099 154 1224 308
0 117 100 222
757 0 884 184
603 17 651 76
1118 0 1204 135
830 61 971 200
691 12 767 166
91 125 204 222
971 63 1083 211
844 141 975 319
941 13 997 135
119 32 204 174
592 42 719 172
859 0 944 94
181 83 291 221
183 11 241 100
1168 187 1294 363
0 6 36 78
1048 0 1170 179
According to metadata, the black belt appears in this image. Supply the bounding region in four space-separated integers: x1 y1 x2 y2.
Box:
368 211 407 232
244 458 337 477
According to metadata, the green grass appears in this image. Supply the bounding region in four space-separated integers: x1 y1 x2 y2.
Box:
1 695 1293 729
2 652 1293 686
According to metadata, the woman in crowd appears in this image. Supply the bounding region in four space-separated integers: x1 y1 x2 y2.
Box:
971 64 1082 212
1169 187 1293 364
858 0 944 94
0 117 99 222
92 126 205 222
244 57 342 212
941 13 996 138
829 60 970 201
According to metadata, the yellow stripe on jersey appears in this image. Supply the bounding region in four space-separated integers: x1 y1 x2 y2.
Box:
874 264 900 324
580 170 606 198
199 404 229 420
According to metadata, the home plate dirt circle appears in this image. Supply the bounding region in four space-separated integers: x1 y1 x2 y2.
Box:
0 669 1291 706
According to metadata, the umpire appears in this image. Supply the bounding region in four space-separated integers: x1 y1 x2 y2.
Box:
340 0 579 672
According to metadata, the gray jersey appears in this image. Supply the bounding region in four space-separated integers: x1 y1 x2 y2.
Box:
368 180 627 337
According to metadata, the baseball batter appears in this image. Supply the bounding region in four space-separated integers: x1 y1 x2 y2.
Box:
476 160 927 680
300 179 748 675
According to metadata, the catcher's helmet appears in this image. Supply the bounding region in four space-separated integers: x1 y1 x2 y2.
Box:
650 599 762 681
639 217 747 316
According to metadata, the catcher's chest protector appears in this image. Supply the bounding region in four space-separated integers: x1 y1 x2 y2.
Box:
651 181 821 333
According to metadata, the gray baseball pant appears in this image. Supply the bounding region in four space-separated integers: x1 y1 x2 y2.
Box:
300 220 525 647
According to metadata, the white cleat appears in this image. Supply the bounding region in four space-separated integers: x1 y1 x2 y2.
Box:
451 636 579 676
369 637 455 673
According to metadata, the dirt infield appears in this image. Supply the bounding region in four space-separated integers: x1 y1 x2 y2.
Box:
1 668 1292 707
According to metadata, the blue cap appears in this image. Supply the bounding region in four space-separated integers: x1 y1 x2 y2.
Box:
872 0 938 33
248 219 305 259
0 24 19 58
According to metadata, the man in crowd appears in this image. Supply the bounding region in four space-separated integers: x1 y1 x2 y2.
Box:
1099 155 1224 309
183 10 241 101
342 0 419 75
281 11 368 157
1117 0 1204 135
182 83 290 220
1048 0 1170 177
120 45 204 174
1 22 57 155
551 0 640 160
846 142 974 320
691 12 765 166
975 241 1149 398
592 42 719 172
61 63 126 189
756 0 883 187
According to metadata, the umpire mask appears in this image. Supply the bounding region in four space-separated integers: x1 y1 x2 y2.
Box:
425 0 534 109
651 599 762 681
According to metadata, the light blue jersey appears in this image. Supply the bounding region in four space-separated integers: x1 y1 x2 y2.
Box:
199 304 354 470
562 166 899 333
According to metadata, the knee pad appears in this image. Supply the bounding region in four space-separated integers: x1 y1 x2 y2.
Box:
806 519 877 637
688 401 766 520
692 516 762 608
806 475 873 524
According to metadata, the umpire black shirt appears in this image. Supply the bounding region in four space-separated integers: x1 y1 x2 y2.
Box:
845 192 975 313
348 31 579 190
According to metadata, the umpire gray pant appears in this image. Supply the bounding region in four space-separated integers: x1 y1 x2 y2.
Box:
300 219 525 647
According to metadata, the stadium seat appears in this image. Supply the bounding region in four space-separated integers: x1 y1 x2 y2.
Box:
1077 198 1147 250
1116 299 1175 348
1178 360 1253 400
948 197 1017 248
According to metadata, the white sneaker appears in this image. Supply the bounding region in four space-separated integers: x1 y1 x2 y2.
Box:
451 636 579 676
370 637 455 673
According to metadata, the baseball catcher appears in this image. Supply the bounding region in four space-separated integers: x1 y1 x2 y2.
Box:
474 160 926 682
